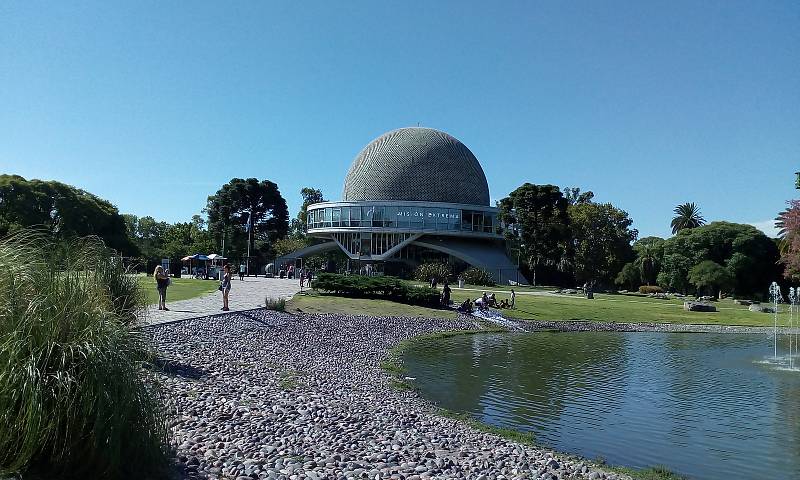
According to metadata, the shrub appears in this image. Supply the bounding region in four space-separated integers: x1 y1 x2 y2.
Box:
461 267 496 286
0 232 168 479
264 296 286 312
311 273 441 308
639 285 664 294
413 262 452 283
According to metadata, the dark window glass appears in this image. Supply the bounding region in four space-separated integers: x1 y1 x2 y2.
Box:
372 206 384 227
385 206 398 228
461 210 472 230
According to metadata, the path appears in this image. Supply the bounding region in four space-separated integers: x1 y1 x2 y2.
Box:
139 277 302 326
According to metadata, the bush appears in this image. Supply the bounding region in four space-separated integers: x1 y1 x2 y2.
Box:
311 273 440 308
461 267 495 286
639 285 664 294
413 262 452 283
0 232 168 478
264 296 286 312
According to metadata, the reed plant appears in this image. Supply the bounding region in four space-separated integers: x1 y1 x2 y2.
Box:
0 232 169 478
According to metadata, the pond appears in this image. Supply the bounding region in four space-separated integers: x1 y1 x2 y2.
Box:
401 331 800 480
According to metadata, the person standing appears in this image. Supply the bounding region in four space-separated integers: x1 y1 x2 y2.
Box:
510 289 516 309
442 282 451 307
154 265 170 311
221 264 232 311
299 271 305 288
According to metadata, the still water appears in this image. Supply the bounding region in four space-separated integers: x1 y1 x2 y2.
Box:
402 332 800 480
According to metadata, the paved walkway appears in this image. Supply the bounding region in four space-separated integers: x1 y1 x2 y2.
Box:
139 277 302 326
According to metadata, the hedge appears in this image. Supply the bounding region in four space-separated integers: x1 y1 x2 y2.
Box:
311 273 441 308
461 267 496 286
638 285 664 294
414 262 452 283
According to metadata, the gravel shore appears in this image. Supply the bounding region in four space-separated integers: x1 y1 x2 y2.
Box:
145 311 629 480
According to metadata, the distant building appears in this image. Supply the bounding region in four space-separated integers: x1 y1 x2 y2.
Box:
279 127 525 284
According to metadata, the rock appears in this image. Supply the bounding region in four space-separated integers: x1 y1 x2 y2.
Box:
146 310 627 480
749 304 776 313
684 301 717 312
734 299 752 306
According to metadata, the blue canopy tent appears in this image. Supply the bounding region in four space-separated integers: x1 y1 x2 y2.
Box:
181 254 210 278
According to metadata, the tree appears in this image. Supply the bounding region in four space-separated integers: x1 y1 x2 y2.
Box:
0 175 137 254
633 236 665 285
615 262 640 291
670 202 705 234
658 222 779 296
562 187 595 206
206 178 290 263
688 260 733 297
498 184 570 285
123 214 169 263
291 187 325 236
777 199 800 278
569 202 638 285
273 236 310 258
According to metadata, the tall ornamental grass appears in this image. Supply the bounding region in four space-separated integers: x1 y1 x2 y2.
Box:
0 232 169 478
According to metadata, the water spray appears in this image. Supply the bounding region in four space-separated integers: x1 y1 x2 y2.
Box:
769 282 783 360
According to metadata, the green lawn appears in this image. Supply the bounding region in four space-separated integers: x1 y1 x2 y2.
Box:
289 285 791 327
286 292 457 319
137 275 219 305
449 288 788 327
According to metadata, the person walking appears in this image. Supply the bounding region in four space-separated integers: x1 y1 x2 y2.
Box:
220 264 232 311
299 271 305 288
154 265 170 311
510 289 516 309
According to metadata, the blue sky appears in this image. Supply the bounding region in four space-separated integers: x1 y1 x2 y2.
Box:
1 1 798 238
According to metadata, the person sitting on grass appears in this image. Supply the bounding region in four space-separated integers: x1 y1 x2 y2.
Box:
457 298 473 313
498 298 510 309
489 293 497 307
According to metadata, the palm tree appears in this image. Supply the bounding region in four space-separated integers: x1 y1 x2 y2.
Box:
671 202 705 234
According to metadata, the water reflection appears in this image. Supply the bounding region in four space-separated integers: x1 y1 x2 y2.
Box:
402 332 800 480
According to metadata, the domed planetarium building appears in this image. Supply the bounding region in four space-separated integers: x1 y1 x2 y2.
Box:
280 127 525 284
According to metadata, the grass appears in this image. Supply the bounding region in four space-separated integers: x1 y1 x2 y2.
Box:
461 290 789 327
137 274 218 305
287 291 457 318
278 369 302 389
288 285 793 327
608 465 687 480
0 232 168 478
264 296 286 312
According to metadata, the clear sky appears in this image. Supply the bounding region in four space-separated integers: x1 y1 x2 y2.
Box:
1 1 798 238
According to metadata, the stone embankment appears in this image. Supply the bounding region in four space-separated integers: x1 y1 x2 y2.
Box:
513 318 800 334
145 311 628 480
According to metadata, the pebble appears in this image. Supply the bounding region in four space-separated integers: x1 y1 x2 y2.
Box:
143 311 631 480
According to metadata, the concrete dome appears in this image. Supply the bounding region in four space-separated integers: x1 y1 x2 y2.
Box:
342 127 490 206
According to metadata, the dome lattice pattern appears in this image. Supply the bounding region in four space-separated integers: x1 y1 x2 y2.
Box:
342 128 490 206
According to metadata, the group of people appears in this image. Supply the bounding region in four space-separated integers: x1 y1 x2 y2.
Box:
299 269 314 288
154 264 232 312
457 289 516 314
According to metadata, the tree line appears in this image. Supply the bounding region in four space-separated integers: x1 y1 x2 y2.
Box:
0 173 786 297
0 175 327 274
499 184 781 298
